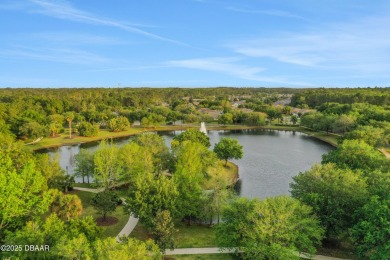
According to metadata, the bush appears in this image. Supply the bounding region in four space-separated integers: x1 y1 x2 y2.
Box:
107 116 130 132
78 122 99 137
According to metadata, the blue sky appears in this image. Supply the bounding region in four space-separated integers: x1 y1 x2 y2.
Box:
1 0 390 88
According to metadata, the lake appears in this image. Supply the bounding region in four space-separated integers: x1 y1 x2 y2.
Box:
43 129 332 199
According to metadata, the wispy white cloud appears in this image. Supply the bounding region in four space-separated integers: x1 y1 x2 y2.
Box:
166 57 264 80
25 0 188 46
165 57 310 85
229 15 390 73
0 47 108 64
226 6 307 20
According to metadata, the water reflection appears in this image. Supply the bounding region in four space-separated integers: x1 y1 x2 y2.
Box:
43 130 332 199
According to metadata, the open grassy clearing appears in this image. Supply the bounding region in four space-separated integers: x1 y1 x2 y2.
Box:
203 161 238 190
26 128 144 150
72 183 95 188
70 190 129 239
130 221 217 248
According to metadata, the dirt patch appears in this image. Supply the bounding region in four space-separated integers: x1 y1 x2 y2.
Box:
96 216 119 226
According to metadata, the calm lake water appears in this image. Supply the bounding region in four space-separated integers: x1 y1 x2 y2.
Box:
43 129 332 199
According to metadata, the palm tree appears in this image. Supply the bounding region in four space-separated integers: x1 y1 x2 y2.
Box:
64 112 75 139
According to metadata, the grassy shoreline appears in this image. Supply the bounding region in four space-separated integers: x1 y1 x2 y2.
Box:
28 124 338 151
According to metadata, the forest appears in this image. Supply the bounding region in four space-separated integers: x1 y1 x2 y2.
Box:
0 87 389 260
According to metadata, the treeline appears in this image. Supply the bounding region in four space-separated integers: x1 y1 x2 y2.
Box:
0 87 296 140
300 102 390 146
291 87 390 107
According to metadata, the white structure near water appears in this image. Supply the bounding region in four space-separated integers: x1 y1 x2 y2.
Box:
200 122 207 135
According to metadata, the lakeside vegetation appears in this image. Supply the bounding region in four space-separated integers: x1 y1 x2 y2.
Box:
1 87 389 259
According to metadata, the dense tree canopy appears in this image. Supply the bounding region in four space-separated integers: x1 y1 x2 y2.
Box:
290 163 369 238
351 196 390 260
216 196 324 260
322 140 389 172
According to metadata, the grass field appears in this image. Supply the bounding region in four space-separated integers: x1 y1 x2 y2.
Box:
130 220 217 248
73 183 95 188
70 190 130 239
203 161 238 190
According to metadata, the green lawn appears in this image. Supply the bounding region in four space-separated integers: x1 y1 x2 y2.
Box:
203 161 238 190
73 183 95 188
174 222 217 248
27 128 145 151
70 190 130 239
130 221 217 248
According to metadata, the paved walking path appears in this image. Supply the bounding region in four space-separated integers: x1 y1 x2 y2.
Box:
115 214 139 242
73 186 104 193
165 247 349 260
73 187 140 242
73 187 349 260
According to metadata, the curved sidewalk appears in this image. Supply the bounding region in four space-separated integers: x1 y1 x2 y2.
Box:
73 187 140 241
74 187 349 260
165 248 349 260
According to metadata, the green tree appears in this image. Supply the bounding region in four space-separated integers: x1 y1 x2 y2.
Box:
152 210 176 253
213 138 243 166
54 233 93 259
107 116 130 132
173 141 213 225
202 168 233 225
48 122 63 137
35 154 68 189
19 121 48 139
0 154 55 238
167 110 182 125
265 107 282 123
126 172 178 228
322 139 389 172
244 112 266 126
291 114 298 125
218 113 233 125
94 140 122 190
64 112 75 139
216 196 324 260
50 192 83 221
332 114 355 134
119 142 154 180
133 133 170 173
4 214 100 259
172 129 210 148
290 163 369 237
343 125 386 147
351 196 390 260
78 121 99 137
74 149 95 184
93 237 161 260
91 192 117 221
